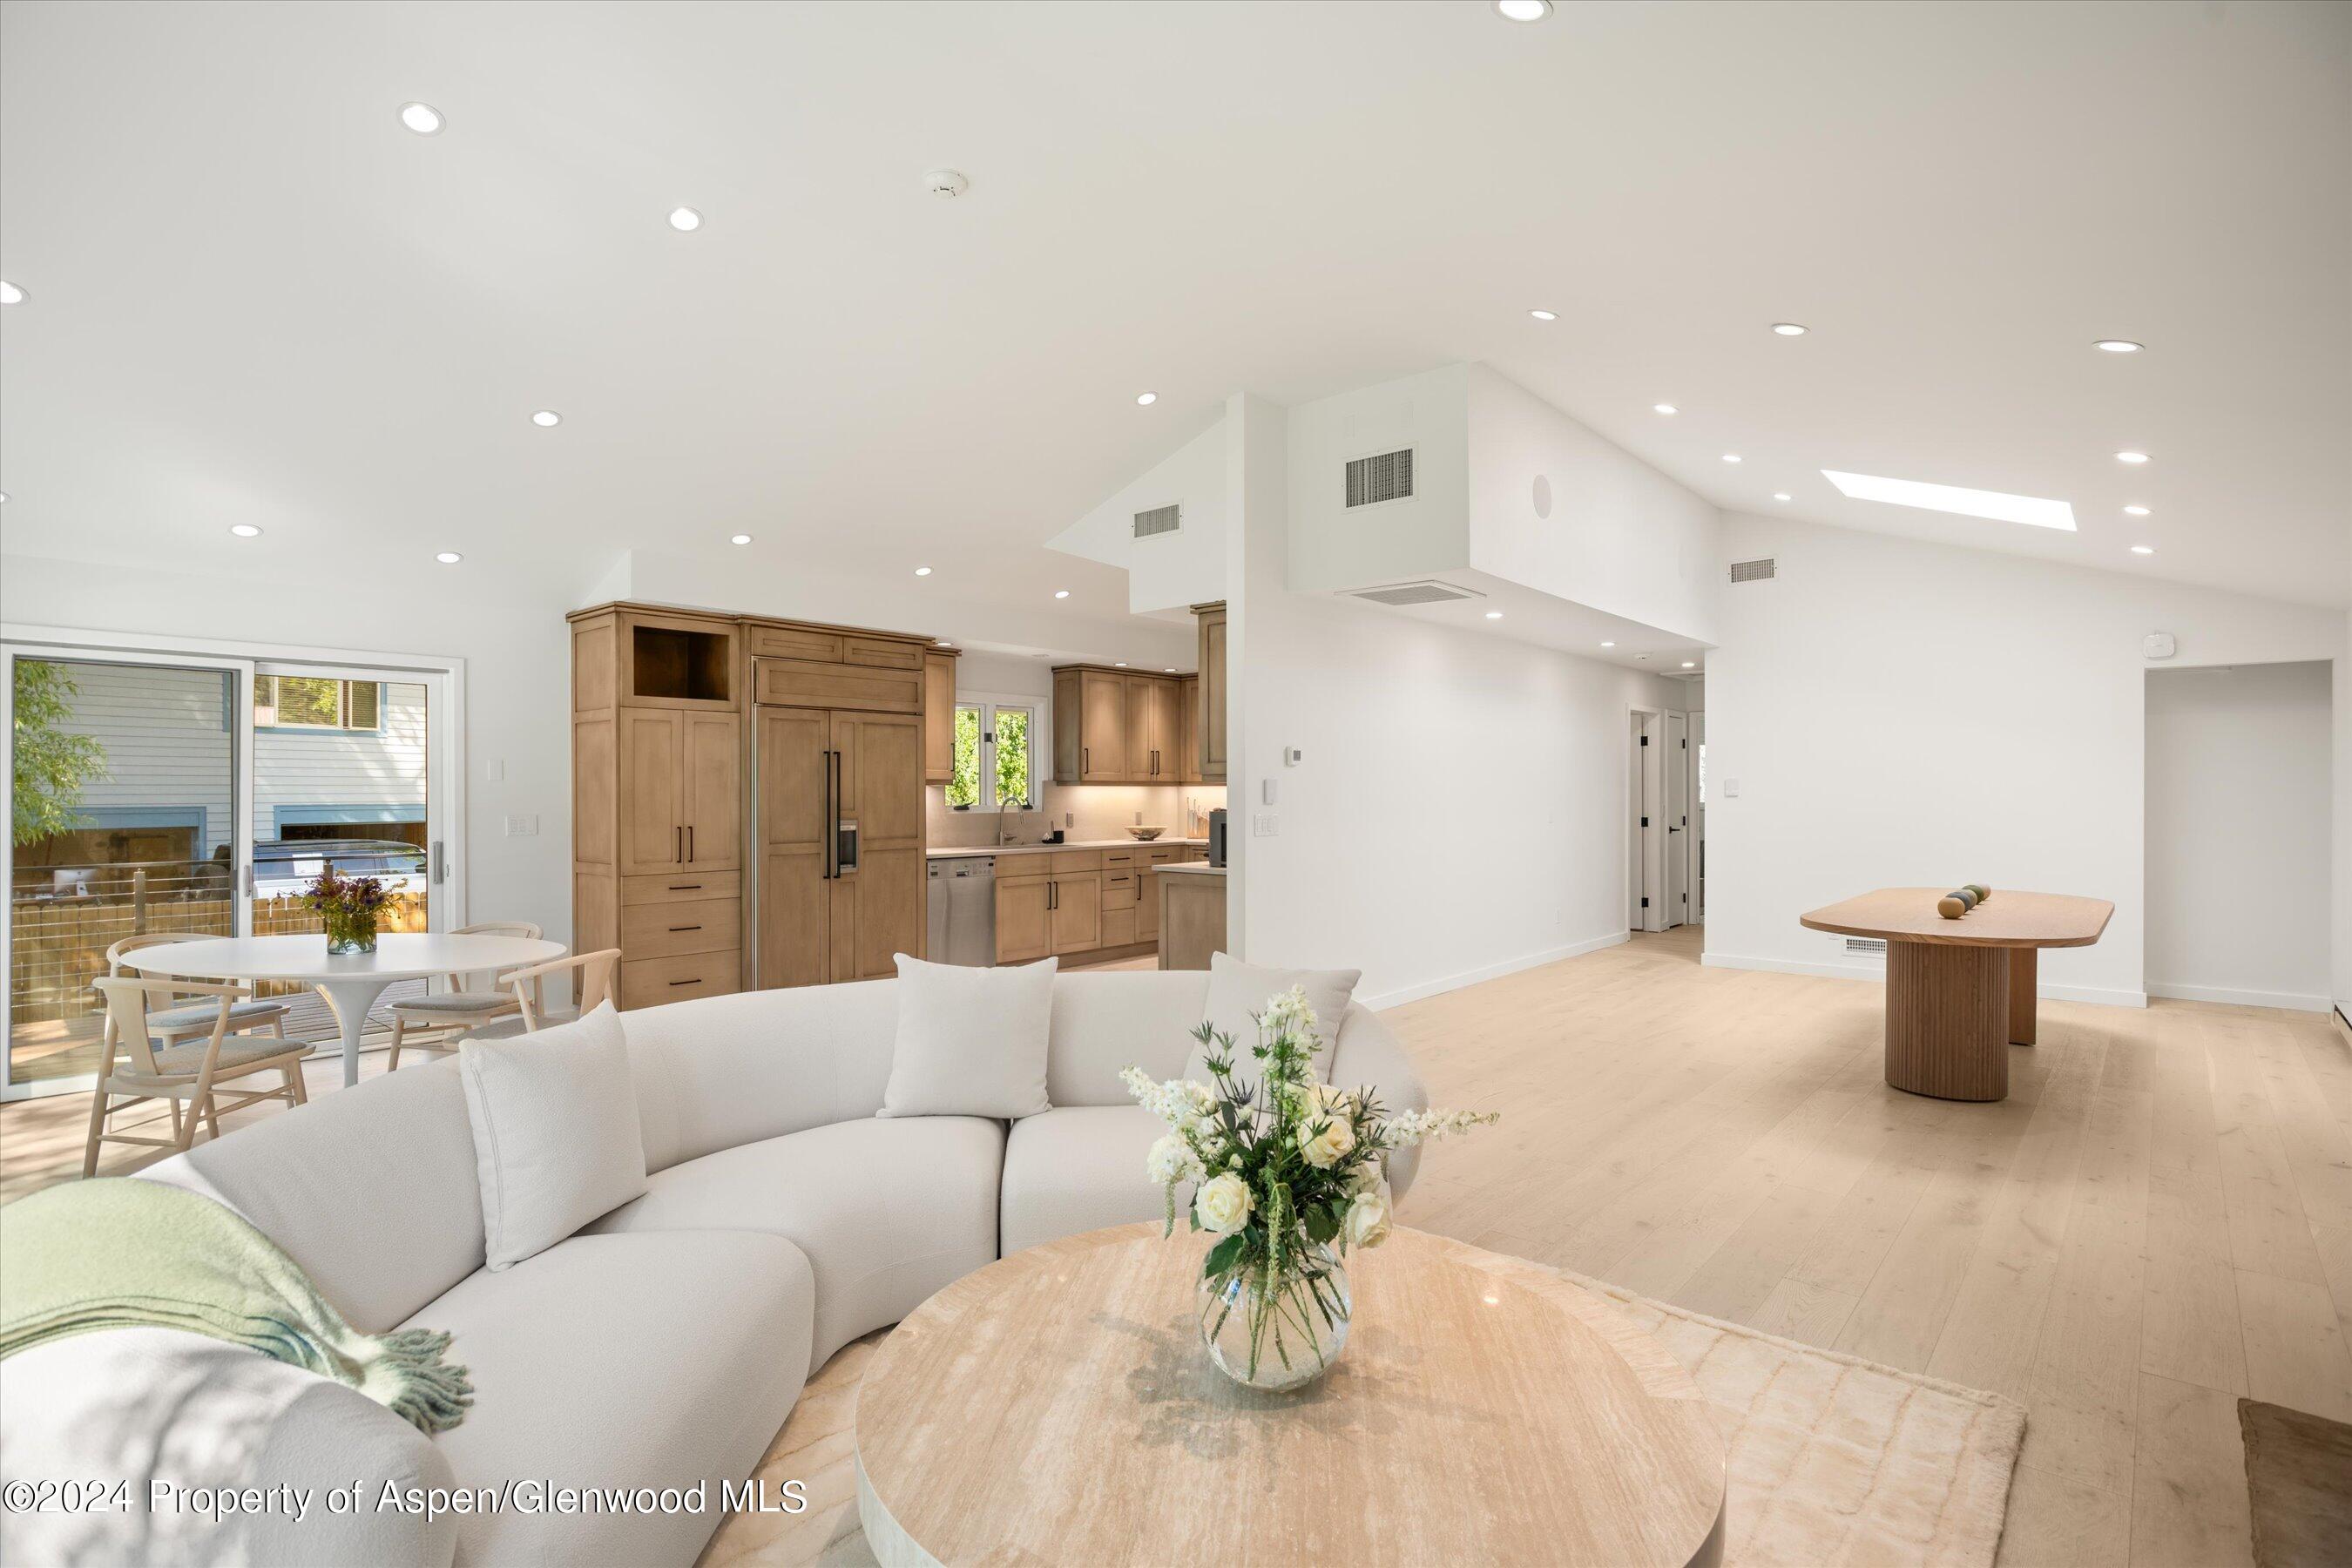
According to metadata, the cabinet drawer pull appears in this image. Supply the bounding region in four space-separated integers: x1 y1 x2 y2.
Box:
666 883 703 891
668 924 701 932
668 977 701 987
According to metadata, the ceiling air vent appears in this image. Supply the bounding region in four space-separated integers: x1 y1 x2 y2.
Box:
1347 580 1478 608
1729 558 1776 584
1843 937 1888 956
1345 448 1415 508
1132 504 1180 539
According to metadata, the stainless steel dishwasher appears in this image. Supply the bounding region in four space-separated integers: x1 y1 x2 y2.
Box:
943 856 997 966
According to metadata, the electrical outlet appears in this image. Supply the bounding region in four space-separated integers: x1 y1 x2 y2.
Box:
504 813 538 838
1252 813 1279 837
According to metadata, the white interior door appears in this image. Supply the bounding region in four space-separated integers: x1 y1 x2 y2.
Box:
1665 711 1691 928
1631 710 1666 933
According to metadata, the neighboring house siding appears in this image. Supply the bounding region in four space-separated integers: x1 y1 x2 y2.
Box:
36 661 426 858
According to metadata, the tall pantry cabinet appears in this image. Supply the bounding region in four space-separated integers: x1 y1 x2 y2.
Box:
571 602 931 1008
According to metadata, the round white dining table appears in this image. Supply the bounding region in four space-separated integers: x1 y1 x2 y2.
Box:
118 932 566 1088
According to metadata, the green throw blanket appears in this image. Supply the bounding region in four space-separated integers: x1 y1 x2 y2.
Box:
0 1178 471 1434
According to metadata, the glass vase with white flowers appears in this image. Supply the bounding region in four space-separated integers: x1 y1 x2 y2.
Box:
1122 986 1497 1391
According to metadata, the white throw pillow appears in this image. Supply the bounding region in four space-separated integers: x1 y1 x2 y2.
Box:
459 1003 647 1272
1186 954 1362 1084
877 954 1058 1119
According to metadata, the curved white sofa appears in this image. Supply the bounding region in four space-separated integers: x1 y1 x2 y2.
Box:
0 969 1423 1568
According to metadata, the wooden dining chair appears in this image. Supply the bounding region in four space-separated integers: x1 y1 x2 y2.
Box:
499 949 622 1032
105 933 293 1051
83 977 310 1176
385 921 546 1068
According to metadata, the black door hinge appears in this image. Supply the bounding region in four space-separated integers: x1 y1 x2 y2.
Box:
1640 735 1649 747
1640 815 1649 827
1641 896 1650 908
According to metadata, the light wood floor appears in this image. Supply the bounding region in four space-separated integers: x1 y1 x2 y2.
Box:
9 930 2348 1568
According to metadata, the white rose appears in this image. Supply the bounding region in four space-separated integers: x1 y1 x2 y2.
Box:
1346 1159 1386 1195
1194 1172 1254 1234
1145 1133 1197 1186
1344 1183 1393 1249
1296 1110 1357 1170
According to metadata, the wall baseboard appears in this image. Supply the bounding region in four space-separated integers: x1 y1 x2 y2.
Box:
2146 981 2334 1014
1362 930 1629 1011
1700 950 2148 1009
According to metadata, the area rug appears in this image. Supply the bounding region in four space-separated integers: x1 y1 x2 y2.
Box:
706 1263 2026 1568
2239 1397 2352 1568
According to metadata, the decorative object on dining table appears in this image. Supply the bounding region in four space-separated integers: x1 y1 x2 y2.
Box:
302 865 390 954
1123 985 1497 1391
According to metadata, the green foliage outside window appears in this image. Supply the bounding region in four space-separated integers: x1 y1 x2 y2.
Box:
11 660 110 848
946 706 982 808
995 708 1031 809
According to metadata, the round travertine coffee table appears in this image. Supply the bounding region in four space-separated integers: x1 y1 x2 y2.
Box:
855 1224 1727 1567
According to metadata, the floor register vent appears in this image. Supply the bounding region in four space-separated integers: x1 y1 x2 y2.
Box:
1132 504 1181 538
1729 558 1777 584
1348 579 1479 608
1844 937 1888 956
1345 447 1415 507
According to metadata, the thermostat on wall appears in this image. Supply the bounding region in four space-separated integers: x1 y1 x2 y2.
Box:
2143 632 2177 660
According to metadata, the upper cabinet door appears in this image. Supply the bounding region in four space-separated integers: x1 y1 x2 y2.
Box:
1123 676 1156 778
1196 605 1227 783
1080 671 1128 782
1149 679 1181 780
680 711 742 870
618 709 685 875
923 652 957 784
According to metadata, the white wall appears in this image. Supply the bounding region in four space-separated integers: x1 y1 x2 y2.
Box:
3 551 575 947
1228 391 1690 1008
2146 661 2333 1010
1285 364 1472 595
1705 514 2345 1004
1049 417 1228 614
1464 364 1720 644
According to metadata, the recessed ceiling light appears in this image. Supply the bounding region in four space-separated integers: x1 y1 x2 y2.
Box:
435 551 463 564
531 410 561 428
1652 403 1678 415
1114 662 1128 669
1681 661 1696 669
1495 0 1552 19
2093 340 2144 354
0 491 10 503
914 565 933 577
0 281 23 306
1721 454 1742 463
1135 392 1157 405
1599 641 1616 649
2124 504 2151 517
1771 322 1808 336
936 639 954 648
2115 450 2149 464
1165 667 1176 673
399 102 443 136
1821 468 2075 531
2130 544 2155 555
1484 611 1504 620
229 524 262 537
1773 492 1792 502
667 206 702 232
1053 589 1070 598
730 533 753 545
1529 309 1558 321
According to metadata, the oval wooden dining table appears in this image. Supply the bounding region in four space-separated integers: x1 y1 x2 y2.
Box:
118 932 564 1087
1800 888 2112 1101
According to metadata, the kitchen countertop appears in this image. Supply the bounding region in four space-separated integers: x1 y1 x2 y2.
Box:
1152 861 1227 877
927 837 1206 862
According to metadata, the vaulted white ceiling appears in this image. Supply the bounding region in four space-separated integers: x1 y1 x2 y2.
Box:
3 1 2345 612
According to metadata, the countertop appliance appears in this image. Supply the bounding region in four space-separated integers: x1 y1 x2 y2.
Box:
929 855 997 966
1207 808 1228 867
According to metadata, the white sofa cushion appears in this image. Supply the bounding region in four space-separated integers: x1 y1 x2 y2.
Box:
409 1230 814 1568
876 954 1056 1119
591 1115 1005 1365
0 1326 457 1568
1044 970 1209 1107
1187 955 1362 1080
140 1057 485 1333
460 1004 646 1271
999 1105 1171 1256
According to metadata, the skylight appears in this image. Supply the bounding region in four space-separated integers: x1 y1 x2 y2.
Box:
1819 470 2075 531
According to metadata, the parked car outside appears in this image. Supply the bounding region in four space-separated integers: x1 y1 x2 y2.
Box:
251 838 427 899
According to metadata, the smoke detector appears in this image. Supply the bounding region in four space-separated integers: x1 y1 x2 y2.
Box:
923 168 970 199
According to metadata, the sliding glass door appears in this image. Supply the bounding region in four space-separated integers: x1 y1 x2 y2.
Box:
4 645 254 1097
3 641 457 1098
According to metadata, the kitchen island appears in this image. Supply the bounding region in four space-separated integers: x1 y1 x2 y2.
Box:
1153 859 1227 970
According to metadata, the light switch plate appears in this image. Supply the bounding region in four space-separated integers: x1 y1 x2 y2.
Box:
1261 779 1278 806
485 760 506 782
1722 780 1740 799
504 813 538 837
1252 814 1279 837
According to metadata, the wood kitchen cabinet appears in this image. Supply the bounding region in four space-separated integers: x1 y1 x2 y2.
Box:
995 873 1051 964
923 649 958 784
616 706 740 875
1053 665 1191 783
1193 602 1226 783
1174 675 1201 784
1050 871 1102 954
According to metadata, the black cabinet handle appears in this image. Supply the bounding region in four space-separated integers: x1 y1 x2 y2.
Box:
686 825 695 862
666 883 702 891
668 977 700 987
668 925 701 933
